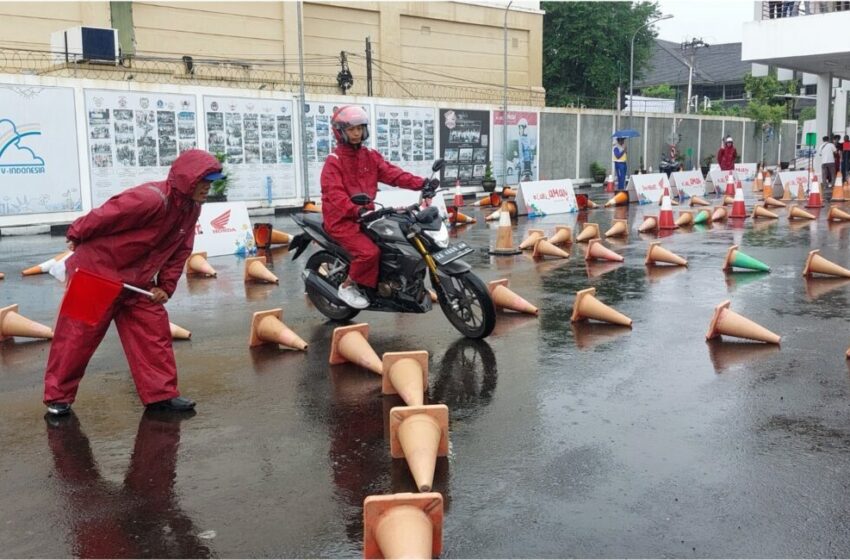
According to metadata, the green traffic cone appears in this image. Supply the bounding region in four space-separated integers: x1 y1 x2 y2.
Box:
723 245 770 272
693 209 710 224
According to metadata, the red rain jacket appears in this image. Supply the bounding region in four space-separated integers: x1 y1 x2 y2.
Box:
321 143 424 237
65 150 220 296
716 145 738 171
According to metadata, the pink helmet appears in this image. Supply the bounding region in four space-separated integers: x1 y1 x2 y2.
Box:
331 105 370 144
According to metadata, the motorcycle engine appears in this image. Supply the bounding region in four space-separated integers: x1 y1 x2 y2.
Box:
377 277 404 298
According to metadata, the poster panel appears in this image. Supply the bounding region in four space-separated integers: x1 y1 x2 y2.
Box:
514 179 577 216
193 201 255 257
627 173 670 204
705 168 732 194
84 89 198 206
374 105 436 182
492 110 538 186
734 162 758 190
0 84 82 215
203 96 296 201
775 170 809 198
438 109 490 188
669 170 706 199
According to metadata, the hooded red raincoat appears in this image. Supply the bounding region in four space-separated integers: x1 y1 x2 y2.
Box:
321 143 424 287
43 150 221 406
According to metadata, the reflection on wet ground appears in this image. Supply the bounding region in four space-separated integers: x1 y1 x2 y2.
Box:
3 192 850 557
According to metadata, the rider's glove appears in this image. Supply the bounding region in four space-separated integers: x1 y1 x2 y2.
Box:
421 178 440 198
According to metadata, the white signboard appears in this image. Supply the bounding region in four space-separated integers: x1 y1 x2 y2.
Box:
775 170 809 198
193 201 255 257
493 110 539 187
203 96 296 201
0 84 82 215
669 170 706 199
374 105 436 181
375 187 449 218
84 89 198 206
734 163 758 190
627 173 670 205
514 179 577 216
705 168 733 194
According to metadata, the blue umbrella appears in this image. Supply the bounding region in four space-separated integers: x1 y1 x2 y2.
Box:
612 129 640 139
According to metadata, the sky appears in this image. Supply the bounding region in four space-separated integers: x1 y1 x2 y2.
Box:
654 0 756 45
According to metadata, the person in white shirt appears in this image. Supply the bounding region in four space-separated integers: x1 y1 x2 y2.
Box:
820 135 837 188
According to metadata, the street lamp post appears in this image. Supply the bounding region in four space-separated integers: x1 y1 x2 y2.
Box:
503 0 513 188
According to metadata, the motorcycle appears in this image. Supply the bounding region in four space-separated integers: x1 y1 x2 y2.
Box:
288 160 496 339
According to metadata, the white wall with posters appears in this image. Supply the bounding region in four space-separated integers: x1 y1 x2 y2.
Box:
0 84 82 218
373 104 436 182
492 110 539 187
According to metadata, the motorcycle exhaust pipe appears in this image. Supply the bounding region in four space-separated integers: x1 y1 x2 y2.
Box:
302 270 348 306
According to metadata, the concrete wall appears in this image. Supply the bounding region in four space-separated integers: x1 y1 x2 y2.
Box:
539 112 577 180
677 118 700 170
577 113 615 177
700 120 723 166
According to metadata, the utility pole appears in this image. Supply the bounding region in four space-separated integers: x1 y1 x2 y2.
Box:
681 38 708 114
365 37 373 96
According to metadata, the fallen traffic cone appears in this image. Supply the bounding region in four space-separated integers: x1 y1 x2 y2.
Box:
802 249 850 278
605 219 628 238
244 257 279 284
450 209 476 225
363 493 443 560
390 404 449 492
675 211 693 227
518 229 545 250
751 205 779 219
270 229 291 245
533 238 569 259
762 173 774 200
706 300 780 344
637 216 658 233
724 174 736 196
604 174 615 192
0 272 4 280
484 209 501 221
570 287 632 327
21 250 71 276
186 252 217 277
488 279 539 315
586 199 599 209
693 209 710 224
452 180 464 207
658 188 677 230
488 206 521 255
788 205 816 220
169 322 192 340
329 323 381 374
502 187 517 198
382 351 428 406
729 184 747 218
711 206 728 222
0 304 53 341
302 200 321 213
473 192 501 207
831 172 847 201
575 222 601 242
722 195 735 206
249 308 308 350
723 244 770 272
689 195 710 207
548 226 572 245
805 179 824 208
828 206 850 221
585 238 623 262
645 242 687 266
604 191 628 207
763 196 785 208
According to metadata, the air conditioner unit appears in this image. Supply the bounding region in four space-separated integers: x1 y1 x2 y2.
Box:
50 26 119 65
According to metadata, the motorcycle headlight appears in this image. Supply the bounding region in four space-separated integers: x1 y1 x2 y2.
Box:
424 224 450 248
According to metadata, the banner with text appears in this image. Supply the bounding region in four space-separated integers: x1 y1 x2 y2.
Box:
374 105 436 182
775 170 809 198
669 171 706 199
627 173 670 204
492 110 539 187
734 163 758 190
193 201 255 257
705 168 733 194
514 179 577 216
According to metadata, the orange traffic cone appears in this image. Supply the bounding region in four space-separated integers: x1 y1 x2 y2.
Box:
382 351 429 406
729 183 747 218
604 173 615 192
828 206 850 221
658 188 677 229
604 191 628 207
0 304 53 341
389 404 449 492
763 196 785 208
645 242 687 266
169 322 192 340
452 180 464 208
533 238 570 259
575 223 601 242
751 205 779 219
186 252 217 277
706 300 780 344
802 249 850 278
21 250 71 276
303 200 321 213
754 170 764 192
762 172 774 200
675 211 694 227
605 219 628 238
788 205 816 220
488 206 521 255
805 179 824 208
586 199 599 209
724 174 736 196
329 323 381 374
722 195 735 206
244 257 279 284
518 229 545 250
711 206 728 222
831 172 846 201
781 181 793 201
571 287 632 327
548 226 572 245
270 229 291 245
689 196 710 207
502 187 517 198
488 279 539 315
637 216 658 233
449 209 476 225
249 308 308 350
363 493 443 560
473 192 501 207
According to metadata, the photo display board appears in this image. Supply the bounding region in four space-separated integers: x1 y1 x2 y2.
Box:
0 84 82 215
84 89 198 206
439 109 490 187
204 96 296 200
493 110 539 186
374 104 436 182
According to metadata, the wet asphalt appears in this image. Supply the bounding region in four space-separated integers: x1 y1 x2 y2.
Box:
1 188 850 558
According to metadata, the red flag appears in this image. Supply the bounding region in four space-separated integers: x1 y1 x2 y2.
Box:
58 268 124 326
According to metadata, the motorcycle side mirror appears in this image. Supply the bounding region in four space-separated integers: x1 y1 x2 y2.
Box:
350 193 372 206
432 159 446 172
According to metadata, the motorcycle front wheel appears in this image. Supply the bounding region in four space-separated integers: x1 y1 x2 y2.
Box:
435 271 496 339
304 250 360 322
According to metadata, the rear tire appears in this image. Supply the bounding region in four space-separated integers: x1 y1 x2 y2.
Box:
436 272 496 339
304 251 360 322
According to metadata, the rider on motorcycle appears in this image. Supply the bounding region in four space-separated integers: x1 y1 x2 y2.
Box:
321 105 439 309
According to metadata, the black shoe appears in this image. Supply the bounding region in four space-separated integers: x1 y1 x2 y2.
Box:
145 396 196 412
45 402 72 417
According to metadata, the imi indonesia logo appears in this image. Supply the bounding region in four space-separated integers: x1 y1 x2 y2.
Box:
0 118 46 175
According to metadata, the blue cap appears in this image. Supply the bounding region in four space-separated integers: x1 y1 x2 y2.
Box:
203 171 225 181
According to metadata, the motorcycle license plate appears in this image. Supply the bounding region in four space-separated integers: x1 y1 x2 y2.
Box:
433 241 473 265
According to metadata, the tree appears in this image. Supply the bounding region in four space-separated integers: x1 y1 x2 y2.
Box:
542 1 661 108
641 84 676 99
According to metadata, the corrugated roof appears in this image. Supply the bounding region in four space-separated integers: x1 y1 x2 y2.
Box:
637 39 751 87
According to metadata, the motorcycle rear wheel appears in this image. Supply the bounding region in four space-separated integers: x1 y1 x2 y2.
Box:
304 251 360 322
436 272 496 339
